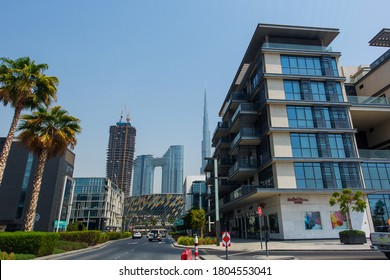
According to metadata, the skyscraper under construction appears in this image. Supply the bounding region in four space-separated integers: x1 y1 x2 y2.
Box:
106 115 136 198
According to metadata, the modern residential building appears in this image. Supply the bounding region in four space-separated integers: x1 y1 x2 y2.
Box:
71 177 124 231
0 138 75 232
132 145 184 195
206 23 390 240
106 115 136 198
200 91 211 174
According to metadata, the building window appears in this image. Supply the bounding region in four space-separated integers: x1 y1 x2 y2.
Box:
368 194 390 228
294 162 361 189
287 106 350 129
287 106 314 128
284 80 343 102
281 55 338 77
284 80 301 100
281 55 322 76
291 133 318 157
362 163 390 190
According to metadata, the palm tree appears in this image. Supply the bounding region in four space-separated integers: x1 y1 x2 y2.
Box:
0 57 58 185
17 106 81 231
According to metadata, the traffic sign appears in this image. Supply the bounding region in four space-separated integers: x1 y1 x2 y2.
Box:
222 231 231 247
258 206 262 216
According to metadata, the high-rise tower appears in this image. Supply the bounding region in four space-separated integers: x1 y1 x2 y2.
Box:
200 91 211 174
106 114 136 198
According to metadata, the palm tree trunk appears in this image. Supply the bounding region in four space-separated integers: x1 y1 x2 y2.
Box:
0 103 23 185
24 148 48 232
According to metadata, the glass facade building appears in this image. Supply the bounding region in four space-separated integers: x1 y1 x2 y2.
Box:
132 145 184 195
71 177 124 231
206 24 390 240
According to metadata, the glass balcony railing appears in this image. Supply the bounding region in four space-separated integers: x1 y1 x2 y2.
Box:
359 149 390 159
262 42 333 52
231 103 259 123
228 159 257 177
231 127 261 148
347 95 390 105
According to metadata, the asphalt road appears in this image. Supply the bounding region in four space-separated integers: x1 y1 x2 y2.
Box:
53 236 184 260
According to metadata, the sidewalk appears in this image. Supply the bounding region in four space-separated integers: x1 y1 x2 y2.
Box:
174 238 372 260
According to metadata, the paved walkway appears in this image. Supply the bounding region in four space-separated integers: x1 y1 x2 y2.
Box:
174 238 372 260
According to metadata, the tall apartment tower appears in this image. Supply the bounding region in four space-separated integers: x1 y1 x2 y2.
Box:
200 91 211 174
206 23 390 240
106 115 136 198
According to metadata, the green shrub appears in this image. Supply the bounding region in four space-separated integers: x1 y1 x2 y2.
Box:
339 230 365 237
0 232 59 257
66 221 85 231
59 230 101 246
105 232 121 240
121 232 131 239
55 240 88 251
98 233 110 244
177 236 216 246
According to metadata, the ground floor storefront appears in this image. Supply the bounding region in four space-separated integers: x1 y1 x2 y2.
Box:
215 191 390 240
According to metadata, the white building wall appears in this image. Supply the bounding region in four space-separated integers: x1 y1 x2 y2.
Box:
264 53 282 74
279 194 371 239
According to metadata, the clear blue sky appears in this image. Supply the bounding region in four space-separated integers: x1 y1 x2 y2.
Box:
1 0 389 179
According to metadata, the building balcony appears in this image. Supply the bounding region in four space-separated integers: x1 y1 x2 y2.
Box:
347 95 390 106
221 92 250 118
262 42 333 53
214 136 230 152
228 159 258 181
230 103 260 133
359 149 390 160
230 127 261 154
212 121 229 142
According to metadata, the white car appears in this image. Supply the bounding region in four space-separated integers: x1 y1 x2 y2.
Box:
132 231 142 239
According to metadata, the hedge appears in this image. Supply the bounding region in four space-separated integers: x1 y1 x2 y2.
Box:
0 232 59 257
177 236 216 246
59 231 101 246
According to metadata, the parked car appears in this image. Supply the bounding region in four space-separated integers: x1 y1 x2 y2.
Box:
370 225 390 259
132 231 142 239
148 229 162 242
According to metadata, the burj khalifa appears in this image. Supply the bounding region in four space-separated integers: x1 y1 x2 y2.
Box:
200 91 211 174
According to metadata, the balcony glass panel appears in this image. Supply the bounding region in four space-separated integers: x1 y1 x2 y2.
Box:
359 149 390 159
263 42 332 52
347 95 389 105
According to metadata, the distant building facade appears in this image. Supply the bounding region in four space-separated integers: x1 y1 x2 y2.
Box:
106 116 136 198
71 177 124 231
124 193 183 229
183 175 207 214
132 145 184 195
0 138 75 232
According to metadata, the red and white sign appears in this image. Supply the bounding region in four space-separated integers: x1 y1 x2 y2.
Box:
222 231 231 247
258 207 262 216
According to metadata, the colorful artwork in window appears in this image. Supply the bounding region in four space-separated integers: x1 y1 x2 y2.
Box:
304 211 323 230
330 211 348 229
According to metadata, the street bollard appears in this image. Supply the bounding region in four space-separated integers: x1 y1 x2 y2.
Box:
194 235 199 260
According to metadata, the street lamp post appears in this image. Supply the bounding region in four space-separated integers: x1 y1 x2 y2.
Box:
205 157 220 246
213 158 220 246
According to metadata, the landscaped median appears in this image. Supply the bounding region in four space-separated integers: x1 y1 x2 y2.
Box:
0 231 132 260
